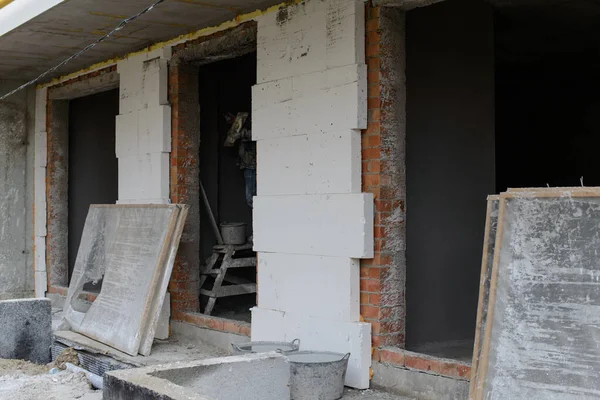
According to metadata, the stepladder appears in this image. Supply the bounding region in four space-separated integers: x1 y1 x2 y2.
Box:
199 243 257 316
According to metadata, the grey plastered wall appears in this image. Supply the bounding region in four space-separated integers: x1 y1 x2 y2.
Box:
405 0 495 346
0 81 35 299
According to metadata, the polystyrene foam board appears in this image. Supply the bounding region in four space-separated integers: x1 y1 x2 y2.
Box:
251 307 371 389
137 106 171 154
118 153 169 202
34 236 46 273
257 253 359 321
34 131 47 167
253 193 373 258
257 130 360 195
253 80 366 140
256 0 364 84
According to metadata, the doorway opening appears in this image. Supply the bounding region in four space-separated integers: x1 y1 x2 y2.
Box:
404 0 600 361
67 89 119 290
198 52 257 322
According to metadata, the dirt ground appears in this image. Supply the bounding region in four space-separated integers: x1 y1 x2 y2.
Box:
0 359 101 400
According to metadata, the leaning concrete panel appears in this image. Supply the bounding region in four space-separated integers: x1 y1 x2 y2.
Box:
63 204 187 356
104 353 290 400
0 298 52 364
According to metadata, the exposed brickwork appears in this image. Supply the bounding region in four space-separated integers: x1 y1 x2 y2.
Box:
169 63 201 313
172 311 251 337
374 347 472 380
361 5 407 350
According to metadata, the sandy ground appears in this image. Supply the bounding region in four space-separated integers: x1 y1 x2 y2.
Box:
0 358 410 400
0 359 102 400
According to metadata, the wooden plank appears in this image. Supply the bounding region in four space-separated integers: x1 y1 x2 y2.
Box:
475 190 600 399
201 284 257 298
469 195 499 399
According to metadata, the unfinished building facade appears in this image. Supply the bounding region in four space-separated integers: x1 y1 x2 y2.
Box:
1 0 599 397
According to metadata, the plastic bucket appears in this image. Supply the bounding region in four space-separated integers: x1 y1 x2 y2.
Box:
231 339 300 354
287 351 350 400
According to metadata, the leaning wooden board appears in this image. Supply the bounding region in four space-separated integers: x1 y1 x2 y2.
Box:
473 188 600 400
469 196 499 398
64 205 187 356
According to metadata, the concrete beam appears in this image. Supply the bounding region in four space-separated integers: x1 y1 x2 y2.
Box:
373 0 446 10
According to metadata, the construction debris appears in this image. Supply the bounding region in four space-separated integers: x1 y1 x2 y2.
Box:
470 188 600 399
62 204 188 356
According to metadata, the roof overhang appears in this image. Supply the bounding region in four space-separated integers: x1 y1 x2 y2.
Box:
0 0 283 83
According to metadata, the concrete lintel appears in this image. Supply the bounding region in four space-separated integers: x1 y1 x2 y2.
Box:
373 0 446 10
48 70 118 100
170 21 257 67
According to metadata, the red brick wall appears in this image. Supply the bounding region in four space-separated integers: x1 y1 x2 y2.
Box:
168 63 201 313
360 5 406 350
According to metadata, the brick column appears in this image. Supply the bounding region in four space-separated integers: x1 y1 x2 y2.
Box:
168 63 200 313
361 5 407 350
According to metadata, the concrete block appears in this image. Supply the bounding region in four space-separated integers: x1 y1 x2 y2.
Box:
253 80 367 140
154 292 170 340
137 105 171 154
257 253 360 321
253 193 374 258
104 352 290 400
34 270 47 298
34 131 47 167
34 236 46 273
171 321 249 354
34 167 46 237
118 153 170 203
307 130 361 194
251 307 371 389
115 111 138 158
0 298 52 364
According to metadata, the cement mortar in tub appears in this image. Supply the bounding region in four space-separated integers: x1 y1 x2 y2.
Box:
287 351 350 400
232 339 300 354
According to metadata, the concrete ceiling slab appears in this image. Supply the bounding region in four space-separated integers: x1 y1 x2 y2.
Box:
0 0 282 81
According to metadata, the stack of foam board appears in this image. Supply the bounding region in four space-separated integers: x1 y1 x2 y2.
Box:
63 204 188 356
470 188 600 400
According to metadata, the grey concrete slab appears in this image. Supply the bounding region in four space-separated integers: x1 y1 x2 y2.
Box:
103 352 290 400
0 298 52 364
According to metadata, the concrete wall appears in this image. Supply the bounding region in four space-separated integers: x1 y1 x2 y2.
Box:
250 0 373 389
0 81 34 300
405 0 495 346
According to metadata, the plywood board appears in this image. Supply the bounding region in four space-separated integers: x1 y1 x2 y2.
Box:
475 189 600 400
468 195 499 399
63 205 187 356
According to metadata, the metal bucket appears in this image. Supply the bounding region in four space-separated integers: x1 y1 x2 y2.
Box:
287 351 350 400
231 339 300 354
220 222 246 245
